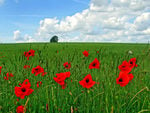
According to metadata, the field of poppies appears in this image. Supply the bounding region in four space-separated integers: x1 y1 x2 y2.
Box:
0 43 150 113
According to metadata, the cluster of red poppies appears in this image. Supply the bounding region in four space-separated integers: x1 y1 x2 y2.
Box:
14 79 33 112
0 66 14 80
0 49 138 113
78 57 100 88
4 72 14 80
16 65 47 97
15 56 48 112
0 49 47 112
23 65 30 69
52 50 100 90
116 58 138 87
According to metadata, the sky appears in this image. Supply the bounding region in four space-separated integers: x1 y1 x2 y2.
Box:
0 0 150 43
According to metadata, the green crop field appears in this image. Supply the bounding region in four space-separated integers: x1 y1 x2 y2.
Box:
0 43 150 113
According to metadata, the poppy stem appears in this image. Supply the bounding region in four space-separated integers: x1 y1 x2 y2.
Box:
71 106 73 113
73 93 84 104
90 92 104 101
126 87 149 111
111 106 114 113
129 87 149 104
24 97 30 113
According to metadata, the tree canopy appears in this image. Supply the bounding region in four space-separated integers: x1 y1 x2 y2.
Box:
50 35 58 43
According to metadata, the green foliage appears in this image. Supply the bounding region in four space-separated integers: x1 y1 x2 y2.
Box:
0 43 149 113
50 36 58 43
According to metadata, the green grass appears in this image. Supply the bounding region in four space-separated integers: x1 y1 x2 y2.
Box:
0 43 150 113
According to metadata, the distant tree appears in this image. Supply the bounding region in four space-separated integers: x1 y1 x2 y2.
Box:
50 35 58 43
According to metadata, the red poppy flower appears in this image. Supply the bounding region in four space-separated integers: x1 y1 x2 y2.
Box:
21 79 32 87
129 58 138 68
0 66 2 75
54 72 70 85
79 74 96 88
15 79 34 99
24 49 35 60
4 72 14 80
83 50 89 57
32 65 45 76
37 81 42 88
60 71 70 79
63 62 71 69
4 76 8 80
23 65 30 69
53 72 70 89
118 60 131 73
116 72 130 87
53 77 65 86
8 73 14 77
16 105 24 113
24 52 28 57
24 52 29 60
41 72 47 76
128 73 134 81
61 83 67 89
89 58 100 69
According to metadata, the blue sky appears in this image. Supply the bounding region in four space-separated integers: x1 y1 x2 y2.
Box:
0 0 150 43
0 0 90 42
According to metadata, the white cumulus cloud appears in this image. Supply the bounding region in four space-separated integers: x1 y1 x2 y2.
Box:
13 30 36 43
14 0 150 43
13 30 23 41
134 12 150 31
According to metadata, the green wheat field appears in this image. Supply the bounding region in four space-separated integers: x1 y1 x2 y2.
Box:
0 43 150 113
